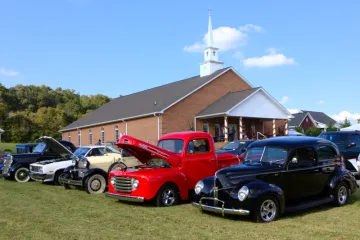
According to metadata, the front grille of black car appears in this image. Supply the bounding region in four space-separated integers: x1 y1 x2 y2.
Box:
2 156 13 174
113 177 132 193
30 165 42 172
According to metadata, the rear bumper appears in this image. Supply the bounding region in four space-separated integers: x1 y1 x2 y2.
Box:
105 192 144 202
30 172 54 182
192 197 250 216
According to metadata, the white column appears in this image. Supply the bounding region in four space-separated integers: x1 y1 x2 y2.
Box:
239 117 243 140
273 119 276 137
157 115 160 140
285 119 288 136
224 116 228 142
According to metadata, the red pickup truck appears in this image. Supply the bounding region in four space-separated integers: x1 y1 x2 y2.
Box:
105 131 241 206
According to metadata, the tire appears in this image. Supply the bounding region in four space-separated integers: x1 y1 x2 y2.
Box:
54 170 66 186
84 174 107 194
108 162 127 172
14 167 31 182
252 195 279 223
333 182 349 207
153 183 180 207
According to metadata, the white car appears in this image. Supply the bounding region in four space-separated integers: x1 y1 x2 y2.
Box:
30 137 107 185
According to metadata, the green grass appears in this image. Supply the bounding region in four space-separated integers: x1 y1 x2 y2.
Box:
1 181 360 240
0 142 18 153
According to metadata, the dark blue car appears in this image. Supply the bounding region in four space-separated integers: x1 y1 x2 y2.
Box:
216 140 255 156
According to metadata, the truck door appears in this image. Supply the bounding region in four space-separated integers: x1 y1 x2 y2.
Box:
184 138 217 190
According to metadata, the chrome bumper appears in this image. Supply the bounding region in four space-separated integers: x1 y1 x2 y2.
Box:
30 172 54 181
105 192 144 202
192 197 250 216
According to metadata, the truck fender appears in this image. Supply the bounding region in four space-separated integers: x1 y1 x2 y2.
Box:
82 168 108 186
153 172 188 201
63 165 76 174
233 180 285 214
10 162 30 177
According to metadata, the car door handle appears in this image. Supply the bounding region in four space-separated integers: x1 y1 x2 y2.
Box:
313 169 320 172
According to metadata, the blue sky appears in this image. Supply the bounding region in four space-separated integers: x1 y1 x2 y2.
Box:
0 0 359 123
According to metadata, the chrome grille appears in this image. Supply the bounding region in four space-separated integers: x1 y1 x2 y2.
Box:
114 177 132 193
30 165 42 172
2 156 13 174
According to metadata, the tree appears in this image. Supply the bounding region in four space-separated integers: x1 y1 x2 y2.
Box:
326 120 338 132
305 125 322 137
339 117 351 128
294 126 304 133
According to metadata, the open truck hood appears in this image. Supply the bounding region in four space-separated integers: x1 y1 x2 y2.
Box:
39 136 75 158
116 135 180 167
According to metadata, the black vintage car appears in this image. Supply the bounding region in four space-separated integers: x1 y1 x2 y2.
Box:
0 137 76 182
192 136 358 223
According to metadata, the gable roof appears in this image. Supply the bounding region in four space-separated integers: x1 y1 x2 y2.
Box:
288 110 337 127
196 88 260 117
196 87 292 119
61 67 252 131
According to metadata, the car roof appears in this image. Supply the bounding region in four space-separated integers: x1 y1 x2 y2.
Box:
78 146 106 149
248 136 333 149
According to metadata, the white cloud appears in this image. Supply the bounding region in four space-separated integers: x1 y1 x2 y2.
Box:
243 48 296 68
0 67 20 77
331 111 360 123
184 24 263 52
280 96 289 104
316 100 325 105
288 109 301 114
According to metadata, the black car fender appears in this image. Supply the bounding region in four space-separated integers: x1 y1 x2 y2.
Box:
82 168 108 186
232 180 286 214
10 161 31 177
329 167 357 194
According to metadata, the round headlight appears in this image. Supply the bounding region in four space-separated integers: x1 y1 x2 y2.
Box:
110 176 116 185
194 180 204 195
78 158 88 168
131 178 139 190
238 186 249 201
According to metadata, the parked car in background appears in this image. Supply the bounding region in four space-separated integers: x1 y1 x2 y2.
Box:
0 138 76 182
318 131 360 178
106 132 241 207
30 138 97 185
192 136 358 222
216 140 255 156
59 145 142 194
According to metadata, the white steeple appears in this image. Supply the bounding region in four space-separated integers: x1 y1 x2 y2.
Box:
200 8 224 77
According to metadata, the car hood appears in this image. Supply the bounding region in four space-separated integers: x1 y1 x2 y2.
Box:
39 136 73 158
33 158 72 165
116 135 180 167
216 163 283 188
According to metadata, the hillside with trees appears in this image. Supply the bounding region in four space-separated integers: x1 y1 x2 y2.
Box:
0 83 111 143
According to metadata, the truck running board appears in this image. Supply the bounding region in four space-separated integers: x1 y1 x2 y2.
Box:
285 195 334 213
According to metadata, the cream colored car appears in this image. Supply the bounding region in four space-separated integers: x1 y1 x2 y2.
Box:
59 145 143 194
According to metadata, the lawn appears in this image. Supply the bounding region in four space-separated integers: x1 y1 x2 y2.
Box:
1 181 360 240
0 142 18 153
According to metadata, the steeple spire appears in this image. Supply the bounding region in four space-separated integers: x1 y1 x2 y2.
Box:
200 8 224 77
207 8 213 47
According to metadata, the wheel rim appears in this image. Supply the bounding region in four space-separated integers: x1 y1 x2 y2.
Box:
58 173 66 186
338 186 348 204
161 189 175 206
260 199 277 222
90 178 102 191
16 169 30 182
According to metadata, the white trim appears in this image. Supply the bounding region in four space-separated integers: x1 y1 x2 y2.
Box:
196 113 227 118
226 88 262 113
160 67 253 113
299 112 317 127
60 112 161 132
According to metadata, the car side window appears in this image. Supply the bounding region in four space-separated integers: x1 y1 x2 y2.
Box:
288 147 316 169
350 134 360 146
88 148 104 157
316 145 337 160
186 139 210 154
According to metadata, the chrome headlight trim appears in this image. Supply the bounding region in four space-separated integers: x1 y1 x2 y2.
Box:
131 178 139 191
238 185 249 202
194 180 204 195
110 176 116 185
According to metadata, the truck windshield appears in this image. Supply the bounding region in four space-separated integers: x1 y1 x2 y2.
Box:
157 139 184 154
33 143 46 153
244 147 287 165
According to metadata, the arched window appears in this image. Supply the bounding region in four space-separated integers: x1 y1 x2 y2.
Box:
89 130 92 144
101 128 105 143
78 129 81 146
115 125 119 141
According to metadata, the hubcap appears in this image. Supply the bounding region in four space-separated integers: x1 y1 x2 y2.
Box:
17 170 29 181
338 186 348 204
161 189 175 206
260 199 276 222
91 178 101 191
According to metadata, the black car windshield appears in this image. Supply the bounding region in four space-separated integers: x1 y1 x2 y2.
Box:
72 147 91 158
222 141 248 150
33 143 46 153
157 139 184 154
244 146 288 165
